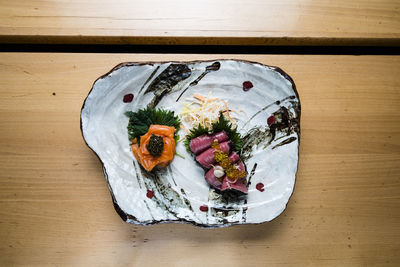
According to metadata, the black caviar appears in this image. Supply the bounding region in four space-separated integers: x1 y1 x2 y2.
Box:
146 134 164 157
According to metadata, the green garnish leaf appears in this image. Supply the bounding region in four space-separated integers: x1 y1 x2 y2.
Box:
184 113 243 152
175 151 185 159
125 107 180 144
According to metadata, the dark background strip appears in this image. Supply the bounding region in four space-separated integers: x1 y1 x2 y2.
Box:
1 44 399 55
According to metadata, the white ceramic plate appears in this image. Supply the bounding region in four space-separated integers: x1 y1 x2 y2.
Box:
81 59 300 227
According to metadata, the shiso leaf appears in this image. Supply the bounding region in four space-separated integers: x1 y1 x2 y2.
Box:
125 107 180 145
184 113 243 152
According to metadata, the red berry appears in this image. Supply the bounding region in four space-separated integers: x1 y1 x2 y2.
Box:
242 81 253 91
199 205 209 212
267 115 276 125
123 93 134 103
146 190 154 199
256 183 265 192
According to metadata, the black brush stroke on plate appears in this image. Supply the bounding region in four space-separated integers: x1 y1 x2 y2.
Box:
144 63 191 108
176 61 220 101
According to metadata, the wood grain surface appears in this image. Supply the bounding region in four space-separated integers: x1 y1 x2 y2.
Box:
0 53 399 266
1 0 400 45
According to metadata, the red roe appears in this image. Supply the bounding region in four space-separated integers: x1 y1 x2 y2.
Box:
146 190 154 199
256 183 265 192
123 93 134 103
242 81 253 91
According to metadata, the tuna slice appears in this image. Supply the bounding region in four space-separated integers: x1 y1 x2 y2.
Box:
221 161 248 194
228 151 240 163
189 131 229 155
221 177 248 194
195 141 230 169
205 167 223 190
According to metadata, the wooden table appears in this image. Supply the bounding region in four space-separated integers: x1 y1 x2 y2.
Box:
1 0 400 46
0 53 399 266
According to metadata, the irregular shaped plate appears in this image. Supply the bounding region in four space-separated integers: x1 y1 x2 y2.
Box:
81 59 301 227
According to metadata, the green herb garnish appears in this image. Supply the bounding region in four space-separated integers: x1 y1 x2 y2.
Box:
184 113 243 152
125 107 180 144
175 151 185 159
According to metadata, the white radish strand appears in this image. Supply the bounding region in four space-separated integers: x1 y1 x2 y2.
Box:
179 92 237 131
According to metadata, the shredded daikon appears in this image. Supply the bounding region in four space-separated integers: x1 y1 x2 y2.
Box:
179 92 237 130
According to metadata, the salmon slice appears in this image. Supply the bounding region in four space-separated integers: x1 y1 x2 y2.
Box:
131 125 176 171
